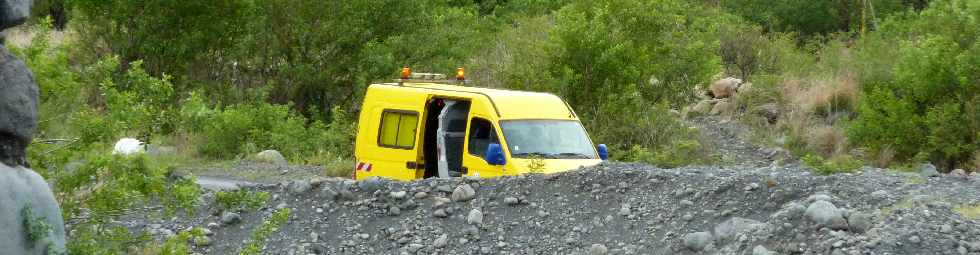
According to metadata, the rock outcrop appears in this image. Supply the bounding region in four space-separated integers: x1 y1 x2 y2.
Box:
0 1 67 253
0 0 31 31
0 44 37 167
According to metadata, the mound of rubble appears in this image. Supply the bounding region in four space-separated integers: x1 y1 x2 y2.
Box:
130 162 979 255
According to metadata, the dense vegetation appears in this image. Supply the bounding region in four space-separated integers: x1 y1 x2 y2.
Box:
10 0 978 252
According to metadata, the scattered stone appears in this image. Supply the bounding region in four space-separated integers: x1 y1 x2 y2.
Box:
618 205 631 216
589 244 608 255
287 180 312 195
414 192 428 199
683 232 713 252
433 234 449 248
467 209 484 225
503 197 519 206
848 213 872 233
713 217 765 242
390 191 407 200
406 243 424 253
220 212 242 226
909 235 921 244
805 200 845 228
451 184 476 202
752 245 773 255
358 177 384 193
433 209 449 218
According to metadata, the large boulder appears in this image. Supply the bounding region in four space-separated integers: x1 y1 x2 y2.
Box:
919 163 940 178
1 0 31 30
0 165 67 254
710 77 743 99
255 149 288 167
0 44 37 167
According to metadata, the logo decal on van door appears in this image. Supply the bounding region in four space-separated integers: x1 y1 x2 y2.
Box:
356 162 373 172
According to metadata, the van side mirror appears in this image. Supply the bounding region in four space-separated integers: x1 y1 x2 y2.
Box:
485 143 506 165
597 144 609 160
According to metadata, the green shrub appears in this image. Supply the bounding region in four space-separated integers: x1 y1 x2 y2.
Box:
100 58 179 138
215 190 269 212
802 154 863 175
622 139 710 169
195 101 355 164
550 0 721 108
849 36 978 169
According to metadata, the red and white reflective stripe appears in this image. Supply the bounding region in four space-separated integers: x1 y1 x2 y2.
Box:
355 162 373 172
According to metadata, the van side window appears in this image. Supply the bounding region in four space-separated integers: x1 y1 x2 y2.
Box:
467 118 499 157
379 110 418 149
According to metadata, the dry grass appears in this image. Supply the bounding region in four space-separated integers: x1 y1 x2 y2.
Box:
875 145 897 168
783 75 859 116
1 26 69 48
806 125 848 156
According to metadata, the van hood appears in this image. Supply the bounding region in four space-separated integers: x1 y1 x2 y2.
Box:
509 158 603 174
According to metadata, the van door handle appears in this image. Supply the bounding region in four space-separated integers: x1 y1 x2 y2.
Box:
406 161 418 169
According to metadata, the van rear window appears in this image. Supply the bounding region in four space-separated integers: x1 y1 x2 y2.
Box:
379 110 418 149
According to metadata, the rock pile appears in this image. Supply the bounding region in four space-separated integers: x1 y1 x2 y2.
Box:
685 77 776 121
0 1 67 254
118 162 979 255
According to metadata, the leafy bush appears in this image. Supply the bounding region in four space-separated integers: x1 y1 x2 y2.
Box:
550 0 721 108
848 2 980 169
622 140 710 169
215 190 269 212
196 102 354 164
100 59 179 138
801 154 863 175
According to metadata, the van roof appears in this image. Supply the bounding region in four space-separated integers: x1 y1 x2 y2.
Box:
372 82 578 120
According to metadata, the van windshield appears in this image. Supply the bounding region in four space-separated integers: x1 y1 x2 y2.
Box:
500 120 597 159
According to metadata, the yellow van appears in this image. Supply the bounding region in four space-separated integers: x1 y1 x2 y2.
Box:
353 68 608 181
